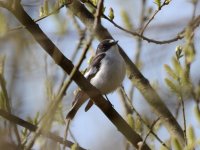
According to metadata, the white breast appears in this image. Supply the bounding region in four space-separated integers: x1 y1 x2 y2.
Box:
90 46 126 94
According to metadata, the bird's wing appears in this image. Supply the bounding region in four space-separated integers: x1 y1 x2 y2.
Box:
66 53 106 119
66 90 89 119
85 52 106 81
83 52 106 111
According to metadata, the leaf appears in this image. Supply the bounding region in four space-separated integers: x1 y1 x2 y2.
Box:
187 125 195 147
165 78 179 94
71 143 79 150
33 111 40 125
126 113 134 129
175 45 183 60
172 137 182 150
108 7 114 21
164 0 171 5
135 115 142 133
164 64 178 80
154 0 161 9
39 6 45 17
172 57 182 77
120 9 133 30
44 0 49 16
0 13 8 37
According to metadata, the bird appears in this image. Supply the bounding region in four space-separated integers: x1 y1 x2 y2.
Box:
66 39 126 119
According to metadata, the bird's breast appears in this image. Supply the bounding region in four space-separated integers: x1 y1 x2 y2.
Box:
90 53 126 94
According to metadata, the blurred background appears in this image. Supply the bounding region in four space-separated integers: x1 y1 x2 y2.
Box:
0 0 200 149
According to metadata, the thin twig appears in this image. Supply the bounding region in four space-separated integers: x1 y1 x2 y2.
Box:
191 0 198 20
141 117 161 149
63 120 71 150
177 59 187 145
175 101 181 119
129 0 146 102
86 0 183 44
140 0 170 35
0 59 22 148
8 2 71 32
86 0 200 45
120 86 171 150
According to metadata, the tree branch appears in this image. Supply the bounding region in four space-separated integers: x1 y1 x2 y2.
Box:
67 0 185 145
0 109 86 150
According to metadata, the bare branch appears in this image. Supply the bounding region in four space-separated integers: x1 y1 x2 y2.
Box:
140 0 170 35
0 109 86 150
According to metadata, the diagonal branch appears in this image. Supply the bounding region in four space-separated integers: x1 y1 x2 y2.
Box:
0 1 150 149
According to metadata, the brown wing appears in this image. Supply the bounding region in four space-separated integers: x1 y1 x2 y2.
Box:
85 52 106 81
66 53 106 119
66 91 89 119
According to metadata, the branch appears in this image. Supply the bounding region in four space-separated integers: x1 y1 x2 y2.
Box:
1 1 150 149
67 0 185 145
0 109 86 150
85 0 200 45
85 0 183 44
140 0 170 35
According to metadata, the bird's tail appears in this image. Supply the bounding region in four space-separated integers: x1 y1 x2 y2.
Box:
66 91 88 120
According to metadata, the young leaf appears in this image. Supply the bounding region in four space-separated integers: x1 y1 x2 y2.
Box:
165 78 179 94
172 137 182 150
0 13 8 37
172 57 182 77
120 9 133 30
108 7 114 21
71 143 79 150
175 46 183 60
164 0 171 5
164 64 178 80
187 125 195 147
154 0 161 9
126 113 134 129
44 0 49 16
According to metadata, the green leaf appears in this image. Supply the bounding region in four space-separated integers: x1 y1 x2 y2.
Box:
0 13 8 37
164 64 178 80
172 137 182 150
71 143 79 150
33 111 40 125
126 113 134 129
135 115 142 133
165 78 179 94
90 0 98 6
187 125 195 147
175 45 183 60
108 7 114 21
39 6 45 17
120 9 133 30
43 0 49 16
172 57 182 77
164 0 171 5
154 0 161 9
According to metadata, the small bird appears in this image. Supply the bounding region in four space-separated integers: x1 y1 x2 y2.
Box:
66 39 126 119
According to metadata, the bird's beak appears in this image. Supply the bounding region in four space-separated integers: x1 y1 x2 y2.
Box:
113 40 118 45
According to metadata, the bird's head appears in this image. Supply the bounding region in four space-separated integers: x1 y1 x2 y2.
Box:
96 39 118 54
